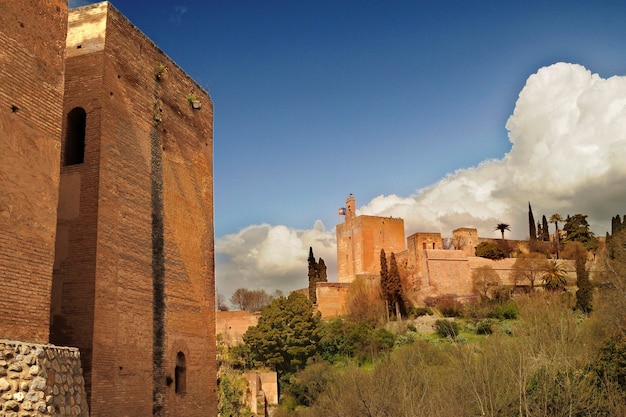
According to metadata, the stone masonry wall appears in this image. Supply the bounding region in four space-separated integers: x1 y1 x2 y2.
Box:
0 340 88 417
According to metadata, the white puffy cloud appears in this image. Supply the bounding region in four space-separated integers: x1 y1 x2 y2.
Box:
216 62 626 300
215 221 336 303
360 63 626 240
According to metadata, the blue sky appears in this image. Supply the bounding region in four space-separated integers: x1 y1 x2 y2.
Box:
71 1 626 301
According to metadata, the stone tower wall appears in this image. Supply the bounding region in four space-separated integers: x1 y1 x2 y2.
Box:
0 0 68 344
51 3 216 416
336 215 405 283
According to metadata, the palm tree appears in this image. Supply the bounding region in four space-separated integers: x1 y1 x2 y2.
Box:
542 260 568 291
494 223 511 240
550 214 564 259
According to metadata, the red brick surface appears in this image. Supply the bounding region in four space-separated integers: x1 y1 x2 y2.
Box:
1 2 216 416
0 0 67 344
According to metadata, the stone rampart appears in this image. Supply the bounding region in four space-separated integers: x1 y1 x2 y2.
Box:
0 340 88 417
316 283 350 317
215 311 260 346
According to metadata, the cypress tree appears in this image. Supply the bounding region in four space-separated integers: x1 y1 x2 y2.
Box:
542 215 550 241
379 249 389 319
573 243 593 314
388 253 406 319
529 203 537 241
317 258 327 283
308 247 318 304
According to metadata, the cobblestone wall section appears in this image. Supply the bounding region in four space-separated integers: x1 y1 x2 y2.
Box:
0 340 88 417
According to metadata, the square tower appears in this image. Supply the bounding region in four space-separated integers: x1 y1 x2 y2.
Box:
336 195 406 282
51 3 216 415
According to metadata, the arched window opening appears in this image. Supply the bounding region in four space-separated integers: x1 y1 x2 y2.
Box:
175 352 186 395
64 107 86 166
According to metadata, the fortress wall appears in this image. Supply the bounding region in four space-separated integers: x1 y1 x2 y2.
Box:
468 257 517 286
468 257 577 287
316 283 350 317
0 0 68 344
421 250 473 297
216 311 260 346
407 232 443 277
0 340 88 417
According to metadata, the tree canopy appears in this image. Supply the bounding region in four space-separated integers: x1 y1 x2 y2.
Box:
475 241 508 260
494 223 511 240
511 252 549 288
242 292 321 376
308 247 327 304
563 213 599 251
230 288 277 312
542 260 568 291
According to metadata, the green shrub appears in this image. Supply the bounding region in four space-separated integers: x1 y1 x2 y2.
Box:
435 319 459 338
426 294 463 317
409 306 434 318
475 241 508 260
488 302 519 320
475 319 494 335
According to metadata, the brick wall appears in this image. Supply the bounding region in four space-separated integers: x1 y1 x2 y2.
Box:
0 0 67 344
420 250 474 300
337 214 405 282
315 283 350 317
216 311 260 346
50 3 217 416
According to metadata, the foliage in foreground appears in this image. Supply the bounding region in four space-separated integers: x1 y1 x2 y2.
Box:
243 292 321 376
285 293 626 417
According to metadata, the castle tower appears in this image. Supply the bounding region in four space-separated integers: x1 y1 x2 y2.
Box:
336 195 406 282
0 0 68 343
50 3 216 415
345 193 356 221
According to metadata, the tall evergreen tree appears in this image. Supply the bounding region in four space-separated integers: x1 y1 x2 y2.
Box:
388 253 406 319
571 242 593 314
379 249 389 319
529 203 537 241
317 258 327 283
308 247 317 303
563 213 599 251
542 215 550 241
242 292 321 376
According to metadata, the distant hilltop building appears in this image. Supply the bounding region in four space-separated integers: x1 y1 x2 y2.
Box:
325 194 574 311
336 193 406 281
1 2 216 416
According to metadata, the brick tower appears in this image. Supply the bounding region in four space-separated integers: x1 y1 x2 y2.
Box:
0 0 68 343
336 194 406 282
49 3 216 416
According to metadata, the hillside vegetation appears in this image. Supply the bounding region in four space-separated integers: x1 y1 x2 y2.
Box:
220 230 626 417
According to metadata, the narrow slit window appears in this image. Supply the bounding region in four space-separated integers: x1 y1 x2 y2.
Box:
64 107 86 165
175 352 186 395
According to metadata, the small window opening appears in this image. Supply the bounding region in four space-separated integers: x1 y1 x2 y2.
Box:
432 243 436 249
76 44 82 49
175 352 186 395
64 107 86 165
422 242 426 250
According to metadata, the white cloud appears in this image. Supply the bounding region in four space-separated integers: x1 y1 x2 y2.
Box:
215 221 336 303
359 63 626 240
216 62 626 300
